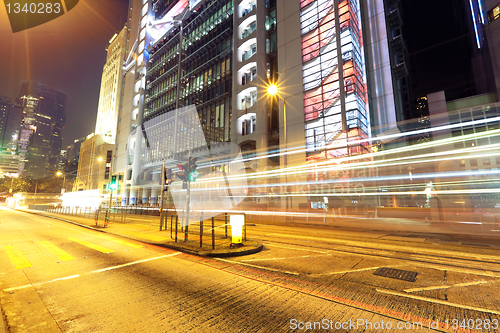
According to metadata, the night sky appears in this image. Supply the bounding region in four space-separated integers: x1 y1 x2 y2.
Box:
401 0 478 101
0 0 129 148
0 0 481 148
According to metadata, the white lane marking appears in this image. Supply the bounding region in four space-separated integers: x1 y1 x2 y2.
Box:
4 275 81 292
405 280 495 293
2 253 181 292
90 253 180 273
216 258 300 276
308 266 382 277
376 288 500 315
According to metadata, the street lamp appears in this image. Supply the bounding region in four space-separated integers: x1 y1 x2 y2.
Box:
9 174 19 194
56 171 66 193
267 83 290 210
267 84 278 96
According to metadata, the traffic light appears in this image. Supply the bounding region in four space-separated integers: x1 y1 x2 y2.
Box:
165 168 174 185
187 157 199 182
109 175 118 191
176 163 189 189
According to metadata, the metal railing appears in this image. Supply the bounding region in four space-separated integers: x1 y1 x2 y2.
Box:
27 205 247 249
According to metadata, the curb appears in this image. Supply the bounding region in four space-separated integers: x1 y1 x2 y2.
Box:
156 242 264 257
0 302 6 333
18 210 263 258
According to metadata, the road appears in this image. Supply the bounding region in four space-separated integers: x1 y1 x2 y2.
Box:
1 208 500 332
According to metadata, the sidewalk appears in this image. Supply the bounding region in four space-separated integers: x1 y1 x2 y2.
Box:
19 209 262 257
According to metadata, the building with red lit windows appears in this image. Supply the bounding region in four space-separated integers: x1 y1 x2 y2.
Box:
112 0 405 208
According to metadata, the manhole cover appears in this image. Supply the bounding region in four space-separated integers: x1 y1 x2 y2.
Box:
373 267 417 282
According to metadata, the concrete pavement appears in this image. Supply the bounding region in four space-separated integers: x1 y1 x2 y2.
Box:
18 209 263 257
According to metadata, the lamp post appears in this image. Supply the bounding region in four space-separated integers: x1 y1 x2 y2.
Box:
267 83 290 211
9 174 18 193
56 171 66 193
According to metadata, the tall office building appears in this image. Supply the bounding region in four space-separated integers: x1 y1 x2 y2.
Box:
110 0 151 204
73 27 127 191
16 82 67 179
0 96 9 145
0 99 23 175
485 0 500 98
111 0 408 205
65 136 86 164
280 0 371 165
0 97 21 175
94 26 128 144
73 134 114 192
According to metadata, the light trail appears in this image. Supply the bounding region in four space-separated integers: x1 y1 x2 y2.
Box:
194 130 500 183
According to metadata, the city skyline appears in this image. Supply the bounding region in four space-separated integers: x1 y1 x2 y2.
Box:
0 0 128 147
0 0 487 149
1 1 500 331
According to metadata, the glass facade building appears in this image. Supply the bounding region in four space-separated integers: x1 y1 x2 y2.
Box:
16 82 67 179
300 0 370 162
146 0 234 151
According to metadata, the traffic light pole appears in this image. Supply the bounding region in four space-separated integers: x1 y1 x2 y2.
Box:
160 160 165 230
109 190 112 213
184 150 191 241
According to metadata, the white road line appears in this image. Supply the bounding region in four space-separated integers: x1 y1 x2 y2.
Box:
216 258 300 276
4 275 81 292
376 288 500 315
2 253 181 292
405 280 496 293
90 253 180 273
309 266 382 277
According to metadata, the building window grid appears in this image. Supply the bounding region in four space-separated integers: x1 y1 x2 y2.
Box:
144 1 234 162
301 0 369 161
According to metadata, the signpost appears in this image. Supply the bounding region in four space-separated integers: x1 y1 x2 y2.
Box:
107 175 118 226
159 161 174 230
174 150 198 241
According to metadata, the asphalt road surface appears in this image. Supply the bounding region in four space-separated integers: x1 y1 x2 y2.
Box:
1 208 500 332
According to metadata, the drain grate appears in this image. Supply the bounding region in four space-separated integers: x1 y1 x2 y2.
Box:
373 267 418 282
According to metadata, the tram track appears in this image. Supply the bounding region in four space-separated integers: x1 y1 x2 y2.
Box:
256 233 500 278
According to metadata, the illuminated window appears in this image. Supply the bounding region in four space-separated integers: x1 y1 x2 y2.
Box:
488 5 500 22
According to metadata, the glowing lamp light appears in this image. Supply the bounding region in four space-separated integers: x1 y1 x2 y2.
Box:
267 84 278 96
230 215 245 244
